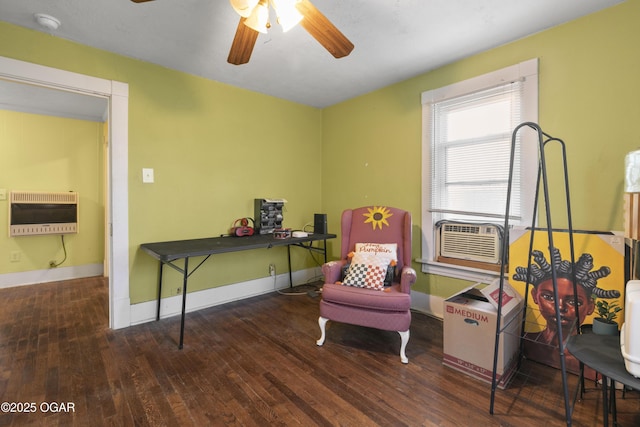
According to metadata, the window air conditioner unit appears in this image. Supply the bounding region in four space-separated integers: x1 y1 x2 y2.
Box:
438 222 501 264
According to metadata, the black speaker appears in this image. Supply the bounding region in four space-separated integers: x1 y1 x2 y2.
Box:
314 213 327 234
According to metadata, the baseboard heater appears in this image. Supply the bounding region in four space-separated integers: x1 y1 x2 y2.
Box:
9 191 78 237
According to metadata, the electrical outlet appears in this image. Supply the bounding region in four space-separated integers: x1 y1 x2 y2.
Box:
10 251 21 262
49 260 57 268
176 287 182 295
269 264 276 276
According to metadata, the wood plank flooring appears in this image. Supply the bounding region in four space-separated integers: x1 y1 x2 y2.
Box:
0 277 638 426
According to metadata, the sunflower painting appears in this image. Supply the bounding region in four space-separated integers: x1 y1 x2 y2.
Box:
363 206 393 230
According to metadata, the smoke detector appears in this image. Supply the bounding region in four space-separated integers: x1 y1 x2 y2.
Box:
34 13 61 31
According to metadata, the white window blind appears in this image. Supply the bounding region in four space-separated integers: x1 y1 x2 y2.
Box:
430 81 523 223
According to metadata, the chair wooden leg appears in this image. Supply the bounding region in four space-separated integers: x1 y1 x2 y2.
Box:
317 316 328 346
398 330 409 364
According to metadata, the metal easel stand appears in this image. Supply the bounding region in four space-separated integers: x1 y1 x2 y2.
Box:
489 122 580 427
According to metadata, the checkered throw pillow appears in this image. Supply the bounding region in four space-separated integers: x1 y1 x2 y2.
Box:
342 251 389 290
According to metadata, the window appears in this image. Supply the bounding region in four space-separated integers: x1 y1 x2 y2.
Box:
420 59 538 281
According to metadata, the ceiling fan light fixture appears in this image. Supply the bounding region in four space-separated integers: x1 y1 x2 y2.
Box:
228 0 354 65
271 0 303 32
229 0 259 18
244 0 270 34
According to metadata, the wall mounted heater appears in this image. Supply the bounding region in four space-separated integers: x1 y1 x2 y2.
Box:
9 191 78 237
438 222 501 264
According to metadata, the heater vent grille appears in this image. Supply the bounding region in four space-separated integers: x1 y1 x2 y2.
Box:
11 223 78 236
9 191 79 237
11 191 77 204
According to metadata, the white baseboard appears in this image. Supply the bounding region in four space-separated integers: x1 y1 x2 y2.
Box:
130 267 323 326
411 291 444 319
112 295 132 330
0 263 104 289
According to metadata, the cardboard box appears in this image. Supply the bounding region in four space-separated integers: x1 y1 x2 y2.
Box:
443 281 522 389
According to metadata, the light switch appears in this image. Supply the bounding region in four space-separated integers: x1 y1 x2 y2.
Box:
0 188 6 201
142 168 154 183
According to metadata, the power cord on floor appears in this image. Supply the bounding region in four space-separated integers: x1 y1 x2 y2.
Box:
272 264 324 296
277 239 325 296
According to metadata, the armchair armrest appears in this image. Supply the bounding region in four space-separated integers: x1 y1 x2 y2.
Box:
399 266 417 294
322 259 348 284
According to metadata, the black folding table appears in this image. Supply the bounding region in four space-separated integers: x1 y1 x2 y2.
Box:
567 333 640 426
140 233 335 349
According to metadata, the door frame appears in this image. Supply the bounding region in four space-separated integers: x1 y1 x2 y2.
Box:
0 56 131 329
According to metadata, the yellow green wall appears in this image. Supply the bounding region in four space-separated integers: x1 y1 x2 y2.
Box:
0 110 104 272
1 0 638 306
0 21 322 303
321 1 639 298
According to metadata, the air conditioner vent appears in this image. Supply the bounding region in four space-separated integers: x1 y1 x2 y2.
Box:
439 222 501 264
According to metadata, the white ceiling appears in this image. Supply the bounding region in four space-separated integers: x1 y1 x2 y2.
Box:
0 0 624 117
0 79 108 122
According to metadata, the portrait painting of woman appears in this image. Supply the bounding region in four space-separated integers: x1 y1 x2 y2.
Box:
513 248 621 374
509 229 625 379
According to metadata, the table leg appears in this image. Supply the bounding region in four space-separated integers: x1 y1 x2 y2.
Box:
577 361 585 400
323 239 328 263
579 362 585 400
287 245 293 287
610 380 617 426
179 257 189 350
156 262 164 321
602 374 609 427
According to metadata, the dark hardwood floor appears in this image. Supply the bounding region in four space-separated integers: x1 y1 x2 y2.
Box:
0 277 638 426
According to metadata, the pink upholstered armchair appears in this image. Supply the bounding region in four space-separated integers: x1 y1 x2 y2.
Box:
317 206 417 363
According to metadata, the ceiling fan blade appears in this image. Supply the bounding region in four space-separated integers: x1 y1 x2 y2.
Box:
130 0 155 3
295 0 354 59
228 17 260 65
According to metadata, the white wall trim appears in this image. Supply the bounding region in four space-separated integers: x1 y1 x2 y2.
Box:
411 290 444 319
420 58 539 279
130 267 322 325
0 263 104 289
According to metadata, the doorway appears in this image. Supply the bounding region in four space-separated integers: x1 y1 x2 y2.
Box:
0 55 130 329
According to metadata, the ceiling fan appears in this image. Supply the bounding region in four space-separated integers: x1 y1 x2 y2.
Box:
131 0 354 65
